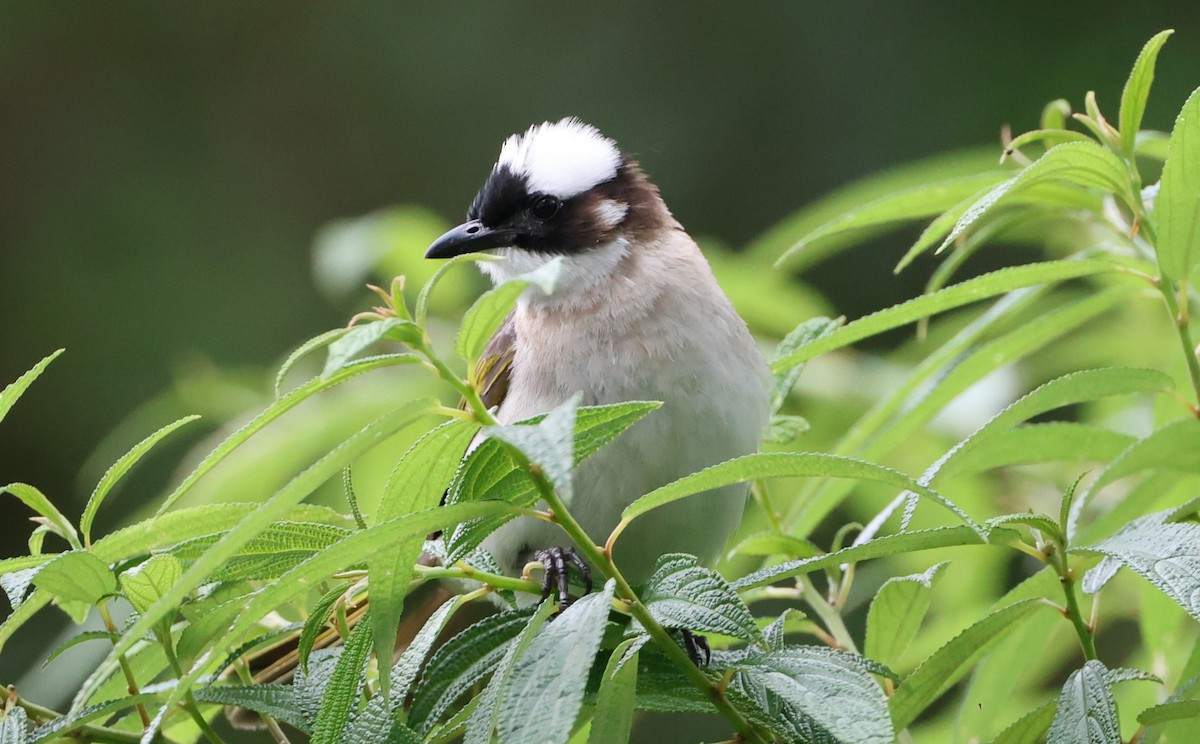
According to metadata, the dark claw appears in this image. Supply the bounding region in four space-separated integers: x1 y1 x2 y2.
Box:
681 630 711 667
534 547 592 610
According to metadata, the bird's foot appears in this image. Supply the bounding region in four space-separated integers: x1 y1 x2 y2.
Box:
681 629 711 667
534 547 593 610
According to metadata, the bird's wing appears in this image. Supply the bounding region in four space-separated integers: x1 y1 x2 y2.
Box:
464 311 516 412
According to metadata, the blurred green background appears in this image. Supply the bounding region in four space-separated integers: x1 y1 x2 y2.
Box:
3 2 1200 736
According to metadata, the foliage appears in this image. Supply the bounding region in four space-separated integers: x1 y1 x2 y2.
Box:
2 29 1200 744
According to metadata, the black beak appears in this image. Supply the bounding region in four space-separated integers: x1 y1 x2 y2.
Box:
425 220 517 259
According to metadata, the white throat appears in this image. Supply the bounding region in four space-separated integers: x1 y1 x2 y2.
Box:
477 239 630 309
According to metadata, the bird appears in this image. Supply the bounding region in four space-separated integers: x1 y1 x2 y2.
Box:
230 119 769 714
425 117 770 603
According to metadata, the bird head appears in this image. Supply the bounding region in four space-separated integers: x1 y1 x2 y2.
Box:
425 118 672 292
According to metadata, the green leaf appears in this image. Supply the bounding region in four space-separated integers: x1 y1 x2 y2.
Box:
938 143 1134 253
41 630 117 667
735 525 985 590
416 250 496 327
171 520 352 582
298 586 346 672
993 702 1058 744
940 423 1134 479
29 693 161 743
387 595 462 703
0 349 63 426
770 260 1120 372
495 581 616 744
488 392 578 499
771 316 842 411
118 554 181 615
1139 700 1200 725
311 611 374 744
409 606 540 730
192 685 309 732
735 646 895 744
32 551 116 607
465 600 556 744
1071 418 1200 537
864 561 947 669
1047 660 1121 744
457 257 562 361
925 367 1175 497
1074 510 1200 622
589 639 639 744
108 398 434 665
145 501 518 742
0 706 31 744
889 599 1048 730
0 483 79 550
156 353 422 515
323 319 421 379
621 452 979 535
275 327 349 396
371 419 479 686
774 172 1009 267
1155 86 1200 280
81 415 200 546
635 554 760 641
1120 30 1175 155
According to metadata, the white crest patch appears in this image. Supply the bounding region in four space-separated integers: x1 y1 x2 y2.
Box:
497 118 621 199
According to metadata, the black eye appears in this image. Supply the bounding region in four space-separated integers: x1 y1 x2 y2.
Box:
531 195 561 220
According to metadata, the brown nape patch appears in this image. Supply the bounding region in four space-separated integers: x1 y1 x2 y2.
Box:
592 158 674 237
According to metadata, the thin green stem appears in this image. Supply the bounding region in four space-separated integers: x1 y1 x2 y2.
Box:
1052 554 1098 661
97 602 153 730
158 624 228 744
799 576 858 653
1160 279 1200 413
410 563 541 595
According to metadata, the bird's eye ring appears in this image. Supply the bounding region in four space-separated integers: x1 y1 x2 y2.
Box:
531 195 561 220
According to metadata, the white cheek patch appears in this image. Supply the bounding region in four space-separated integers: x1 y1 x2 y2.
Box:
498 118 621 199
594 200 629 229
478 240 629 305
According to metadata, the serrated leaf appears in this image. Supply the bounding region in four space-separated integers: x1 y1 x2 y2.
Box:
0 349 63 426
81 415 200 545
156 353 423 515
118 554 181 615
1074 510 1200 622
371 418 479 686
735 525 985 590
32 551 116 608
1120 30 1174 154
938 143 1133 253
589 639 639 744
889 599 1048 730
465 600 556 744
171 520 353 582
634 554 759 642
311 611 374 744
774 172 1009 267
388 595 461 702
1156 86 1200 280
30 694 162 742
987 514 1064 544
0 706 31 744
772 317 843 410
489 392 578 499
1047 660 1121 744
1139 700 1200 725
1 567 39 611
0 483 79 550
864 561 947 668
735 646 895 744
323 319 421 379
993 702 1058 744
621 452 979 536
770 260 1119 372
409 606 540 730
1071 418 1200 538
299 586 346 672
457 257 562 361
495 581 615 744
942 423 1133 480
192 685 309 732
41 631 116 669
276 327 349 396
